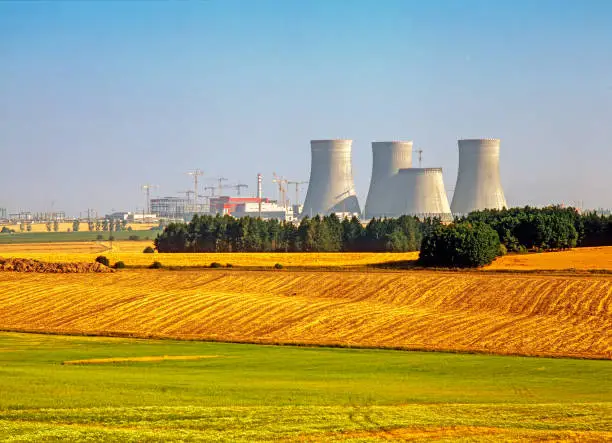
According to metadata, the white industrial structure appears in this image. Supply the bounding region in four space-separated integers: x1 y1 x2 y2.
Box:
396 168 452 221
301 139 361 217
451 139 507 214
232 201 295 222
364 141 413 219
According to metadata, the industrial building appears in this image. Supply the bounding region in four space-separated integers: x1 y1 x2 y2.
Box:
150 197 189 220
451 139 507 214
207 196 294 221
232 201 295 221
364 141 413 219
301 139 361 217
209 196 267 215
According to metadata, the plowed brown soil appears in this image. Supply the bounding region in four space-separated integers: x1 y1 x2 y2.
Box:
0 257 113 273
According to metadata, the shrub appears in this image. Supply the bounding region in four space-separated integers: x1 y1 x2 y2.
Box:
128 235 140 241
0 227 12 234
95 256 110 267
419 222 501 268
499 243 508 256
225 263 233 268
113 261 126 269
143 246 155 253
274 263 284 269
149 261 163 269
210 262 222 268
108 235 115 241
96 234 104 240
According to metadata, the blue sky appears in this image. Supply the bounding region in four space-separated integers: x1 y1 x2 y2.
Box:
1 0 611 215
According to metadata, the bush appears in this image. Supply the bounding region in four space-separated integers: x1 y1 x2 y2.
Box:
108 235 115 241
149 261 163 269
0 227 13 234
113 261 126 269
274 263 284 269
225 263 233 268
143 246 155 253
499 243 508 256
516 245 528 254
210 262 222 268
419 222 501 268
128 235 140 241
96 234 104 240
95 256 110 267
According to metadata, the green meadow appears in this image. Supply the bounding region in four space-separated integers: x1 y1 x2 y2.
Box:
0 332 610 441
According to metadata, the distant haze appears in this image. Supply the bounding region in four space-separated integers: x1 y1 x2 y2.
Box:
1 0 611 216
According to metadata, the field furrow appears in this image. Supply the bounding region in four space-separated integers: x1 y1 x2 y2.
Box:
0 269 610 358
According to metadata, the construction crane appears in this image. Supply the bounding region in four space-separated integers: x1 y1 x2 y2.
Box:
217 177 228 195
287 180 308 207
231 183 248 196
187 169 204 212
414 149 423 167
141 184 158 214
204 186 216 197
272 173 289 208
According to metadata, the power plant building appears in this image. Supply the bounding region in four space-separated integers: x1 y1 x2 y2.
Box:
395 168 452 221
150 197 188 219
451 139 507 214
301 139 361 217
364 141 413 219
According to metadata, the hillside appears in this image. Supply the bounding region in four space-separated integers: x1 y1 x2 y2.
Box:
0 269 609 359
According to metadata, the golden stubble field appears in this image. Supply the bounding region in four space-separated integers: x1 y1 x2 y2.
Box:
0 241 420 268
2 241 612 271
0 269 610 359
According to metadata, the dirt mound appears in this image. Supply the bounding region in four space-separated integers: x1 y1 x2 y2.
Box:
0 257 113 273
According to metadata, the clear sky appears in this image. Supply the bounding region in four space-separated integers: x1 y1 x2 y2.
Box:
1 0 611 216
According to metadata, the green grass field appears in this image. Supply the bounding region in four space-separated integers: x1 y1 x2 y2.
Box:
0 333 610 441
0 230 158 244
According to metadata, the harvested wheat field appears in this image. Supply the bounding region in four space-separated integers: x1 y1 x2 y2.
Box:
489 246 612 271
0 242 419 268
0 269 609 359
4 242 612 271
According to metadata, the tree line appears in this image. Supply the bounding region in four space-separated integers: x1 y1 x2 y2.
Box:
154 207 612 268
419 206 612 267
155 214 425 253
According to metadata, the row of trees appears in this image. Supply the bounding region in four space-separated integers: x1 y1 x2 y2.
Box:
460 206 612 251
155 214 426 253
154 207 612 268
420 206 612 267
82 219 128 232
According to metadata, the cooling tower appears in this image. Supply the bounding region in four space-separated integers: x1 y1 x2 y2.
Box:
301 139 361 217
364 141 413 219
396 168 452 220
451 139 507 214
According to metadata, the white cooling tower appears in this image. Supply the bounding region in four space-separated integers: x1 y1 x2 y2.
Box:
396 168 452 220
364 141 413 219
451 139 507 214
301 139 361 217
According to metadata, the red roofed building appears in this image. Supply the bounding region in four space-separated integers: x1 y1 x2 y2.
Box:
209 196 270 215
